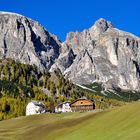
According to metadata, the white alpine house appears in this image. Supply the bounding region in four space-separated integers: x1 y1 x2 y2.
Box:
55 101 72 113
26 100 46 116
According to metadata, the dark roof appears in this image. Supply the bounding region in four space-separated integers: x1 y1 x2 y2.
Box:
56 101 71 108
31 100 45 108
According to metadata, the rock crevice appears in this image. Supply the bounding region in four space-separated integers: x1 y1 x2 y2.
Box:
0 13 140 91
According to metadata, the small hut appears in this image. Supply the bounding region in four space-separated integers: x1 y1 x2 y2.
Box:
55 101 72 113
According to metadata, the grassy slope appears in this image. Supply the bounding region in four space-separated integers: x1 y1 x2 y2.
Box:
59 102 140 140
1 102 140 140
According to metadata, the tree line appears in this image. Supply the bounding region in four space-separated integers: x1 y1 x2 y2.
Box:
0 58 124 120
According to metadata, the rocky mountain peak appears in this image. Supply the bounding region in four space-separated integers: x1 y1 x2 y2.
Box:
93 18 113 31
59 18 140 91
88 18 114 40
0 12 61 70
64 18 115 55
0 12 140 92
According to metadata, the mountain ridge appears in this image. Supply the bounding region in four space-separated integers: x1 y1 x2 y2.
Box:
56 18 140 91
0 12 140 91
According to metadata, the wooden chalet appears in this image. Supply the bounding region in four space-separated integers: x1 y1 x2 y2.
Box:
70 98 95 112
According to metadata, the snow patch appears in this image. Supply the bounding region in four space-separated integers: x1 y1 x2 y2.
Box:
108 89 122 98
76 84 96 92
101 91 107 96
0 11 24 17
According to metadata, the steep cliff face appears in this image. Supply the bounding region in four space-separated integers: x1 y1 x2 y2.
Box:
57 18 140 91
0 12 61 70
0 12 140 91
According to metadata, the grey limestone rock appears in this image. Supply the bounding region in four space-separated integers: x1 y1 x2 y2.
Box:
0 12 140 91
0 12 61 70
62 18 140 91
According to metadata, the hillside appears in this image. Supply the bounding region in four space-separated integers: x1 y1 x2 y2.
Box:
0 102 140 140
0 58 80 120
78 83 140 101
0 58 123 121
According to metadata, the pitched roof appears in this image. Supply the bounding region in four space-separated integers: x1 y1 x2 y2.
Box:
56 101 71 108
31 100 45 108
70 98 93 105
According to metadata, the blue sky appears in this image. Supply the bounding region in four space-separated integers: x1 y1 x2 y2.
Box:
0 0 140 41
